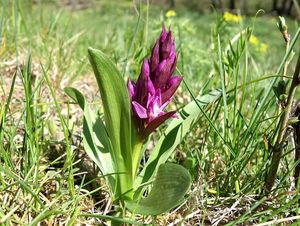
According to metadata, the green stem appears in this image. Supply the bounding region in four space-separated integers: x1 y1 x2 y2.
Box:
115 139 143 202
273 38 291 144
265 52 300 193
283 41 290 80
132 140 143 178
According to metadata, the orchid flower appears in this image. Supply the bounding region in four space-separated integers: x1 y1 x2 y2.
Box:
128 25 182 138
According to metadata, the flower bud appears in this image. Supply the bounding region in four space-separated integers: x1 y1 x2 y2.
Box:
277 16 290 43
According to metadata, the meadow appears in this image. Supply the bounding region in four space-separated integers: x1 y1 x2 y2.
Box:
0 0 300 225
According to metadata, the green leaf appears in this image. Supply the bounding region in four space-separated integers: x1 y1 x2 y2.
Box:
126 163 191 216
64 87 115 191
134 89 222 196
88 48 134 198
64 87 85 109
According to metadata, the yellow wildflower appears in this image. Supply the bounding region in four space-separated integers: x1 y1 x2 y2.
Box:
259 43 268 53
249 35 259 46
166 10 176 18
249 35 268 53
223 12 242 23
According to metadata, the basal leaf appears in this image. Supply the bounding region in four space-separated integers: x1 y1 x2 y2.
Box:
64 87 115 191
126 163 191 216
134 89 222 197
88 48 134 198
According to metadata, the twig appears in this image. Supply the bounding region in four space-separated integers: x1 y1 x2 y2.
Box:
265 52 300 193
291 101 300 186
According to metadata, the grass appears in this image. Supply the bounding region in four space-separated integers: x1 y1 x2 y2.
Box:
0 0 300 225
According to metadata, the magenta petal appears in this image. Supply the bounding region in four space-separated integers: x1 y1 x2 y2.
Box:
136 59 151 105
132 101 148 119
171 112 178 118
161 31 173 60
170 55 177 75
155 57 174 88
136 59 150 87
141 59 150 77
153 60 167 88
139 71 155 106
127 80 136 100
143 111 176 138
147 90 163 119
147 76 155 97
146 91 156 114
160 24 168 42
161 76 182 104
150 40 160 75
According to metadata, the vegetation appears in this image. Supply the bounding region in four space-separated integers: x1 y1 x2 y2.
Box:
0 0 299 225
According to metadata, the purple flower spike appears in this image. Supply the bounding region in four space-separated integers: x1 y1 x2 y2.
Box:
128 25 182 139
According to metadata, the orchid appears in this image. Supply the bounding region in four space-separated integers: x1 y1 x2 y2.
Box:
128 25 182 138
65 25 206 216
